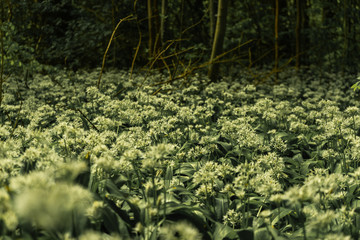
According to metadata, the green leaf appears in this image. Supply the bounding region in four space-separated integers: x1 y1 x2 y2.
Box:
165 166 173 189
102 205 130 236
254 228 272 240
215 198 229 220
351 81 360 91
271 208 293 226
162 203 211 239
213 222 238 240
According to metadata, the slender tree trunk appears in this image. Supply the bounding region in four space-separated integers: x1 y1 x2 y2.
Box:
295 0 301 71
208 0 229 82
111 0 116 66
343 0 349 72
160 0 166 45
0 0 4 107
300 0 309 66
147 0 154 59
274 0 279 82
208 0 215 46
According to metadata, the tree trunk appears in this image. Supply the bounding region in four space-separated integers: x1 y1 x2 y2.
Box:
160 0 166 45
274 0 279 82
343 0 349 72
208 0 229 82
295 0 301 70
208 0 215 46
147 0 153 59
147 0 160 59
0 0 4 107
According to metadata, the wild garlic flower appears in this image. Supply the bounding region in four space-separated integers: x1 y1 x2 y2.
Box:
20 146 42 163
305 173 350 203
93 116 117 131
321 105 341 119
52 161 88 182
121 148 142 162
195 183 216 198
0 125 11 140
232 162 258 198
193 161 220 185
350 166 360 179
0 189 18 230
159 220 202 240
223 209 242 228
270 135 287 153
244 84 256 92
0 138 22 159
91 151 133 180
86 201 105 223
0 158 23 186
306 209 338 233
256 152 286 179
220 118 261 149
13 181 93 232
262 109 278 122
292 106 306 118
322 233 351 240
142 143 176 170
252 98 274 116
273 84 289 98
78 231 123 240
289 121 309 133
250 172 282 197
279 185 314 209
336 206 356 229
9 171 55 192
29 104 57 129
321 149 339 160
345 106 359 116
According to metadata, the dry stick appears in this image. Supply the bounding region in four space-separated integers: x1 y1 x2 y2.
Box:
10 94 23 137
130 18 142 81
129 0 141 82
140 13 206 87
161 56 172 80
151 40 253 93
158 46 194 60
138 41 176 88
76 108 99 132
97 14 134 89
111 0 116 65
255 56 295 86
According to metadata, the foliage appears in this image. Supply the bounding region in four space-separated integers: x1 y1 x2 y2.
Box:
0 68 359 239
0 21 40 75
351 76 360 92
1 0 359 78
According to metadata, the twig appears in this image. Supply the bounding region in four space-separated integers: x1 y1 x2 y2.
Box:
97 14 134 89
76 108 99 132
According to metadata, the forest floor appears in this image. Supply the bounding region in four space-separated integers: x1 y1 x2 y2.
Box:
0 68 359 240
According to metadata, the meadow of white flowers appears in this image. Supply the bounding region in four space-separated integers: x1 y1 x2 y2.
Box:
0 68 359 239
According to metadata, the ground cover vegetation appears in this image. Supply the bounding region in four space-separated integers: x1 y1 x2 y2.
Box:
1 0 360 239
0 68 360 239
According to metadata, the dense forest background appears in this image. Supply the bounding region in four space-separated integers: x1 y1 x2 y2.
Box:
0 0 359 87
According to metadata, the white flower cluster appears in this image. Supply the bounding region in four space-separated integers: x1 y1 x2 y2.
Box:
0 69 359 239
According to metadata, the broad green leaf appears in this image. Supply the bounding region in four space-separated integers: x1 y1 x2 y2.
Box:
213 222 238 240
254 228 271 240
271 208 293 226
